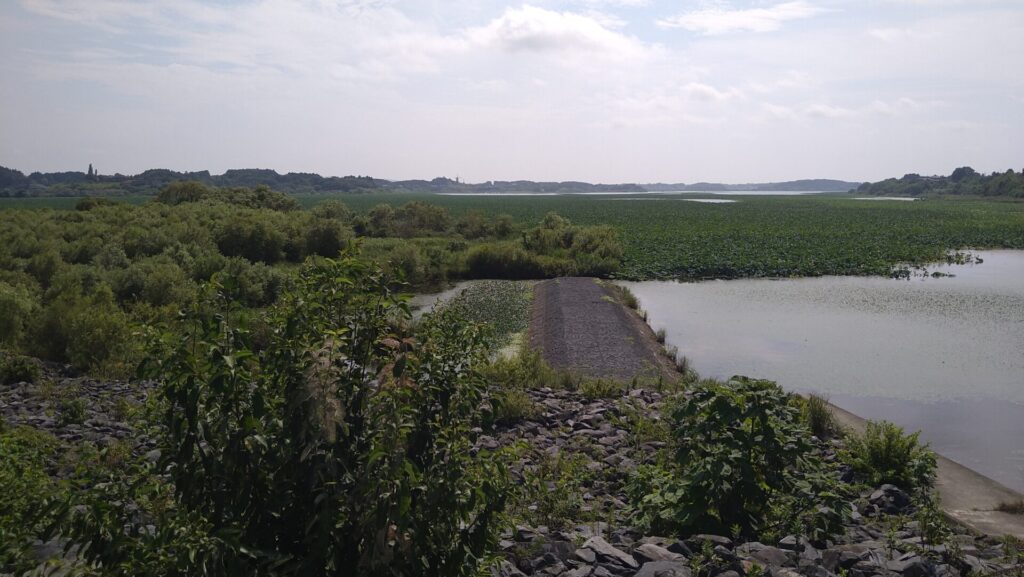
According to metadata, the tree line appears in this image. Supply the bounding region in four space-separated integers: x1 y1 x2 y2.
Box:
856 166 1024 198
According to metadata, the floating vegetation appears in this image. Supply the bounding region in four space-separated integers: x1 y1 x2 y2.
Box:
439 280 533 350
333 194 1024 282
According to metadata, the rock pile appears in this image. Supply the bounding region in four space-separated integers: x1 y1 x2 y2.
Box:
0 366 156 463
485 387 1022 577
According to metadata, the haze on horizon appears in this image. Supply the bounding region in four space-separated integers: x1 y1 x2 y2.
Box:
1 0 1022 184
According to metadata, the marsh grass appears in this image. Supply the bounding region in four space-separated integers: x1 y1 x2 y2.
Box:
796 393 839 438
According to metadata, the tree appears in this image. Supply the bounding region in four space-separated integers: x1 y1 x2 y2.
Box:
949 166 978 182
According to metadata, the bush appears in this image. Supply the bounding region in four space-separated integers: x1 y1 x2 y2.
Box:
57 396 87 426
0 426 57 574
480 348 563 391
798 395 839 440
842 420 937 491
304 218 352 258
628 377 849 541
55 255 510 576
494 388 537 425
0 282 37 347
465 243 548 279
513 451 592 530
0 355 39 385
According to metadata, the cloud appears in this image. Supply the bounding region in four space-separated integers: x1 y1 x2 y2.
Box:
464 5 648 60
867 27 935 42
805 103 853 118
760 98 938 122
683 82 741 102
657 1 825 35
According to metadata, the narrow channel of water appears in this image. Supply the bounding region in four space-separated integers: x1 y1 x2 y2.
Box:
622 251 1024 493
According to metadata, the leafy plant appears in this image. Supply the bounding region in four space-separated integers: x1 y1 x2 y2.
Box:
0 354 39 385
0 426 58 574
513 450 593 530
842 420 937 491
52 254 511 576
493 389 537 425
56 396 87 426
628 377 850 540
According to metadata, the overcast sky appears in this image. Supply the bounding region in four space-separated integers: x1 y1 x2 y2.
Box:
1 1 1022 183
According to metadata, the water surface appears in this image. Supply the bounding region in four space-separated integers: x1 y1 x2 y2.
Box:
623 251 1024 492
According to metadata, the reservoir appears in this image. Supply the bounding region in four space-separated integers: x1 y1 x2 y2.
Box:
623 250 1024 493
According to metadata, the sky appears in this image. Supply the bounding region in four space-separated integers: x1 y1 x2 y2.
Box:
1 1 1022 183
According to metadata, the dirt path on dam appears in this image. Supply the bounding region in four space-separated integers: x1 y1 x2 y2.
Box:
529 277 677 382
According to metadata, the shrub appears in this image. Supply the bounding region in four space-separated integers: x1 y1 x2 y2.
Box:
0 355 39 385
310 199 353 222
514 451 592 530
55 255 510 576
388 243 426 285
0 281 37 347
304 218 352 258
494 389 537 425
629 377 850 541
465 243 547 279
156 180 210 205
56 396 87 426
29 284 134 376
842 420 937 491
480 348 561 391
0 426 58 574
797 394 839 439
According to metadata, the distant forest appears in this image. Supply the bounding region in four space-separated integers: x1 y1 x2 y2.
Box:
6 163 1023 198
856 167 1024 198
1 164 863 197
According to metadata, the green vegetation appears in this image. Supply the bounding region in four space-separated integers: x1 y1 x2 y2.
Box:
50 255 510 576
320 192 1024 280
858 166 1024 198
843 420 938 491
441 281 533 350
0 183 619 375
628 377 851 541
793 393 840 439
511 451 594 530
0 354 39 385
0 426 59 573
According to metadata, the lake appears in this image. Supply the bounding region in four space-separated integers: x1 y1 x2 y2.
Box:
622 250 1024 493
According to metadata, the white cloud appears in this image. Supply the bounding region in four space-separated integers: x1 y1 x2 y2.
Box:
683 82 741 102
657 1 825 35
805 103 854 118
464 5 648 60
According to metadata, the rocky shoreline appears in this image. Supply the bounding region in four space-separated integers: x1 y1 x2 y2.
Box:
483 387 1022 577
2 368 1021 576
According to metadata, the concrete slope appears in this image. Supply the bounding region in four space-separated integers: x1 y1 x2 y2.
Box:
831 403 1024 539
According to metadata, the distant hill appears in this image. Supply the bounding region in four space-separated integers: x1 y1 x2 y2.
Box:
855 167 1024 198
642 179 862 192
1 164 863 198
0 166 381 197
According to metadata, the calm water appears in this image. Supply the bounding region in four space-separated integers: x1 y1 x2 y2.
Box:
622 251 1024 492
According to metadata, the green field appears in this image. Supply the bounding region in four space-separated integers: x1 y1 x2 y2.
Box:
307 193 1024 279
